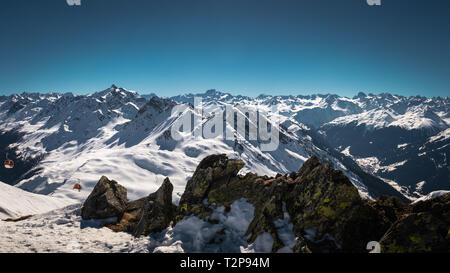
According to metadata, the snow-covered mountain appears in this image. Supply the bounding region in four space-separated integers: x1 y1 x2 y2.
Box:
0 86 448 211
316 94 449 198
171 90 449 199
0 86 372 203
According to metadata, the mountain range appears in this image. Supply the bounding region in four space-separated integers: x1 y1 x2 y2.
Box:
0 85 448 207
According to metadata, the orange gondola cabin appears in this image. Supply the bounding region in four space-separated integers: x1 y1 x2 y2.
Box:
4 160 14 169
73 184 82 191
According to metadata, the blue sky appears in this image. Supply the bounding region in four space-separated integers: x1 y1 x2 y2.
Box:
0 0 449 98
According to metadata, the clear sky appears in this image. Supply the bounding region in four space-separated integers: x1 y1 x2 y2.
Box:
0 0 449 98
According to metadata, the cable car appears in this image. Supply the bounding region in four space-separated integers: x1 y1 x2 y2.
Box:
4 159 14 169
73 183 82 192
4 153 14 169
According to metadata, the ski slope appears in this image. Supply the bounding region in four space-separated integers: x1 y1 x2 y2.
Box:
0 181 73 219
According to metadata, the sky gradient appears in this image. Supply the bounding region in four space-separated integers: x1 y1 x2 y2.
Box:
0 0 449 98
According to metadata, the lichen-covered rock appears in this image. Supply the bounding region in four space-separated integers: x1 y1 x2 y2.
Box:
177 154 391 252
380 212 449 253
178 154 244 219
286 156 390 252
81 176 128 220
177 154 289 251
372 195 410 224
380 193 450 253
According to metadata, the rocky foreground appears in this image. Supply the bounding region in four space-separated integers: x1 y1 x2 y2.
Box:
81 154 449 253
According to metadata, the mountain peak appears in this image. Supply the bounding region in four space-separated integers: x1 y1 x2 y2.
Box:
205 89 220 96
354 92 367 99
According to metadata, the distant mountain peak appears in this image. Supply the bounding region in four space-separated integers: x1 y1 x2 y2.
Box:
205 89 224 96
354 92 367 99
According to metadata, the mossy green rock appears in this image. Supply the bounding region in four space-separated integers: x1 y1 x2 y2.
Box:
286 156 390 252
380 193 450 253
177 154 391 252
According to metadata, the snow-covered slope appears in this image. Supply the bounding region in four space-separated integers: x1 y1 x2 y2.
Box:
412 190 450 204
0 198 293 253
0 181 73 219
0 204 150 253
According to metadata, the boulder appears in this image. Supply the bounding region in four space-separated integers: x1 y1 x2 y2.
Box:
286 159 390 252
109 177 176 237
133 177 176 236
178 154 244 218
81 176 128 220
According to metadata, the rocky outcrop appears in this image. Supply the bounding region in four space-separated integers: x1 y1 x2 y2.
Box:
132 178 176 236
380 193 449 253
82 155 449 253
372 195 410 224
85 177 176 237
175 154 449 253
176 154 391 252
285 156 390 252
81 176 128 220
178 154 245 219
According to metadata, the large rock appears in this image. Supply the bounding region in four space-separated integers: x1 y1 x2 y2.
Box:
109 177 176 237
81 176 128 220
178 154 244 218
177 154 286 251
107 196 147 233
133 177 176 236
286 156 390 252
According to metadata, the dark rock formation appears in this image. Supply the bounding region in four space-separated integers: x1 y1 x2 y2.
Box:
380 193 450 253
286 156 390 252
132 177 176 236
107 197 147 233
175 154 449 253
178 154 245 219
81 176 128 220
372 195 410 224
176 154 391 252
107 177 176 236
